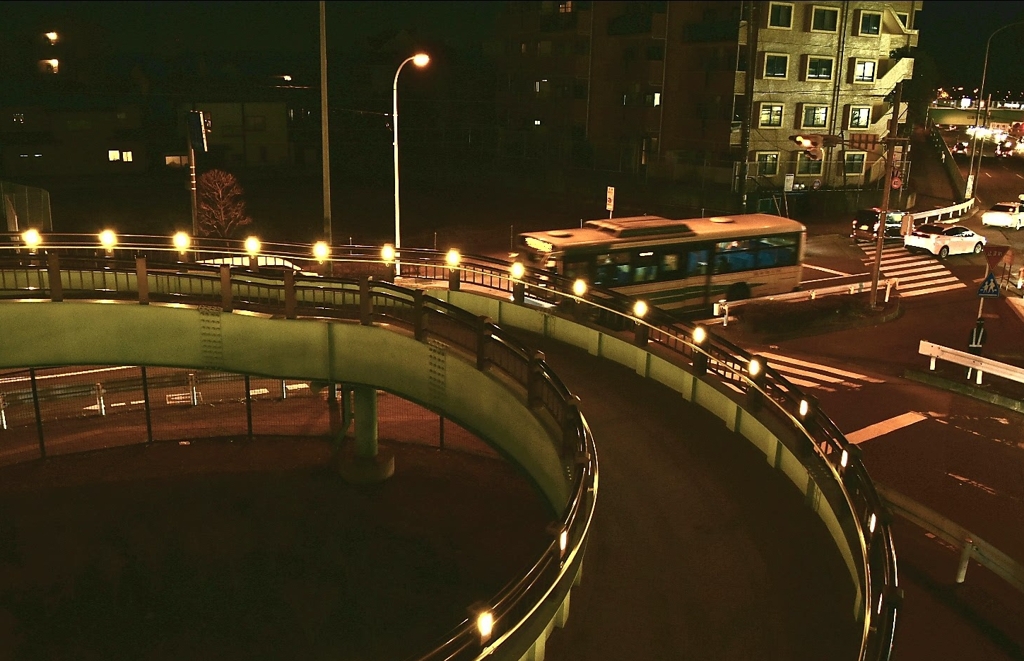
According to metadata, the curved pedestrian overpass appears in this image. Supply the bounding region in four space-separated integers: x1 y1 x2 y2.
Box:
0 234 899 660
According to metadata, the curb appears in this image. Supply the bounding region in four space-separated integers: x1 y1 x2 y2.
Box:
903 369 1024 413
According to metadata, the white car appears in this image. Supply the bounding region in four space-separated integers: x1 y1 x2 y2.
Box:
981 202 1024 230
904 224 986 259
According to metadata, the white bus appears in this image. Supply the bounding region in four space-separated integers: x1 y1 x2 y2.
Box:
517 213 806 313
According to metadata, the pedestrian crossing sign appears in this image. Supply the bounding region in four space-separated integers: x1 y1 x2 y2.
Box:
978 273 1000 298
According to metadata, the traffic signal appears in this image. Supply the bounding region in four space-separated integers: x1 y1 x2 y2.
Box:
791 134 823 161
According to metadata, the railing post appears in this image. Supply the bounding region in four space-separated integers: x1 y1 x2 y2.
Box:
448 266 461 291
284 269 297 319
0 393 7 430
413 290 427 340
189 372 199 406
476 316 493 371
47 253 63 302
95 382 106 416
30 368 45 458
360 276 373 325
561 395 581 458
633 321 649 348
220 265 233 312
512 280 525 304
527 350 546 408
955 537 974 583
136 255 149 305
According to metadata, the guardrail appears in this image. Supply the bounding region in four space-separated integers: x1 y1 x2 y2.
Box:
910 197 975 225
919 339 1024 386
709 278 899 323
0 232 899 661
877 484 1024 593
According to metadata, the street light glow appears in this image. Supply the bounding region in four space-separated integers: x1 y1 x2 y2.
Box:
22 229 42 250
99 230 117 251
445 248 461 267
748 357 762 378
172 232 191 253
510 261 525 280
381 243 396 264
692 326 707 345
45 31 59 44
413 53 430 67
313 241 330 263
632 300 648 318
244 236 261 257
572 279 587 297
476 610 494 641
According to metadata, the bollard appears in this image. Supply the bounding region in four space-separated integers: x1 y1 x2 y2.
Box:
95 383 106 416
884 279 894 303
721 302 729 327
189 372 199 406
0 393 6 430
976 368 983 385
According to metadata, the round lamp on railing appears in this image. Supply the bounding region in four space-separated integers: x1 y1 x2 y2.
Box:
99 229 117 253
510 261 526 303
747 355 767 411
244 236 261 257
692 325 708 376
476 610 494 644
446 248 461 292
172 231 191 255
572 278 587 298
21 228 42 252
381 243 396 264
632 300 650 347
313 241 330 263
632 300 648 319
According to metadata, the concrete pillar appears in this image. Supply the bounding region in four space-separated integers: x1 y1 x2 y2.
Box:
336 385 394 484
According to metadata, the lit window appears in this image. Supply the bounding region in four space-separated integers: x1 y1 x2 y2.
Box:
558 1 572 13
859 11 882 36
854 59 877 83
33 153 42 158
756 152 780 176
811 6 839 32
759 103 784 127
534 119 542 125
844 151 867 175
763 53 788 79
38 59 59 74
19 154 28 159
806 57 833 81
849 106 871 129
282 74 293 81
653 92 661 106
797 153 823 175
802 105 828 128
45 31 59 45
13 113 25 124
122 151 133 162
164 155 187 167
768 3 793 28
108 150 121 162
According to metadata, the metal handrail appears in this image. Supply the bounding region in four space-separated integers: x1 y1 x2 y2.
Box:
0 233 896 661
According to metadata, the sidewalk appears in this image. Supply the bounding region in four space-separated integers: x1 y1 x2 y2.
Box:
908 125 961 212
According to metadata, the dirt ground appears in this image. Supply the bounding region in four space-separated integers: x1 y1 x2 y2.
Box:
0 437 554 661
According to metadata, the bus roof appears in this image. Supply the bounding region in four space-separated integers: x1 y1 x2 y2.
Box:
520 213 806 253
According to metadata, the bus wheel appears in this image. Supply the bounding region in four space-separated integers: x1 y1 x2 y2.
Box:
726 282 751 301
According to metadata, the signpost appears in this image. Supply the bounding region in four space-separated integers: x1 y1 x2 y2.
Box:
978 244 1010 315
606 186 615 219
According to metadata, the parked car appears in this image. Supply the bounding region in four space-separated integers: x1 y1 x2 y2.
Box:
981 201 1024 230
852 208 905 242
904 224 986 258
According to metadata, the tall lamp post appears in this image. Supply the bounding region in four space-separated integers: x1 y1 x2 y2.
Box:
966 21 1024 200
392 53 430 274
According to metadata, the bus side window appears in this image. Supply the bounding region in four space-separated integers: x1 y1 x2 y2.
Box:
659 253 682 280
687 250 709 276
594 252 630 286
633 251 658 283
564 259 591 280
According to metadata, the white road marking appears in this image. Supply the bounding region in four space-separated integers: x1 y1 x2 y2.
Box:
285 383 310 391
846 411 927 444
758 352 885 382
895 273 960 285
0 366 135 385
249 388 269 396
883 264 951 277
947 472 999 496
804 264 852 276
900 282 968 297
1016 173 1024 180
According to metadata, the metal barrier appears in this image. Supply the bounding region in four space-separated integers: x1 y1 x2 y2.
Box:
0 233 897 661
919 339 1024 387
909 198 976 225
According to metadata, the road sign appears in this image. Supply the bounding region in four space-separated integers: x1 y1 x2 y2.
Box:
978 272 1000 298
812 179 822 190
783 174 795 192
965 174 975 198
606 186 615 212
984 244 1010 270
891 176 903 189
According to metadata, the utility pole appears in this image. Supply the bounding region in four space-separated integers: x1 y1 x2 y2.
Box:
187 130 198 236
320 1 332 254
869 81 903 309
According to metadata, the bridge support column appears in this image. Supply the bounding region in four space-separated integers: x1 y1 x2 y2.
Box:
336 385 394 484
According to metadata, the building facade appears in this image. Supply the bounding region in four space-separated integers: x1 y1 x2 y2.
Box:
498 0 920 196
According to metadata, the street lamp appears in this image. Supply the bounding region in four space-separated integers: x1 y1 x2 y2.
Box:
392 52 430 275
967 21 1024 199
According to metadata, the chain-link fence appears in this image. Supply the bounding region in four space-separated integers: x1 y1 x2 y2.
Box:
1 181 52 232
0 365 493 468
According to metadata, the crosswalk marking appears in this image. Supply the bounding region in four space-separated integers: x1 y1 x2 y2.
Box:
759 352 885 382
859 245 965 297
846 412 927 444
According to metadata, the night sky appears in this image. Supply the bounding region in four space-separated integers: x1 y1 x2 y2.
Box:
5 1 1024 92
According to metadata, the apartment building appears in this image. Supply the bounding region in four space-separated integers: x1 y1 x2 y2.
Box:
498 1 919 196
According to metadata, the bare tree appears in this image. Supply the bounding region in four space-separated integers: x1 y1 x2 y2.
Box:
197 169 252 238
